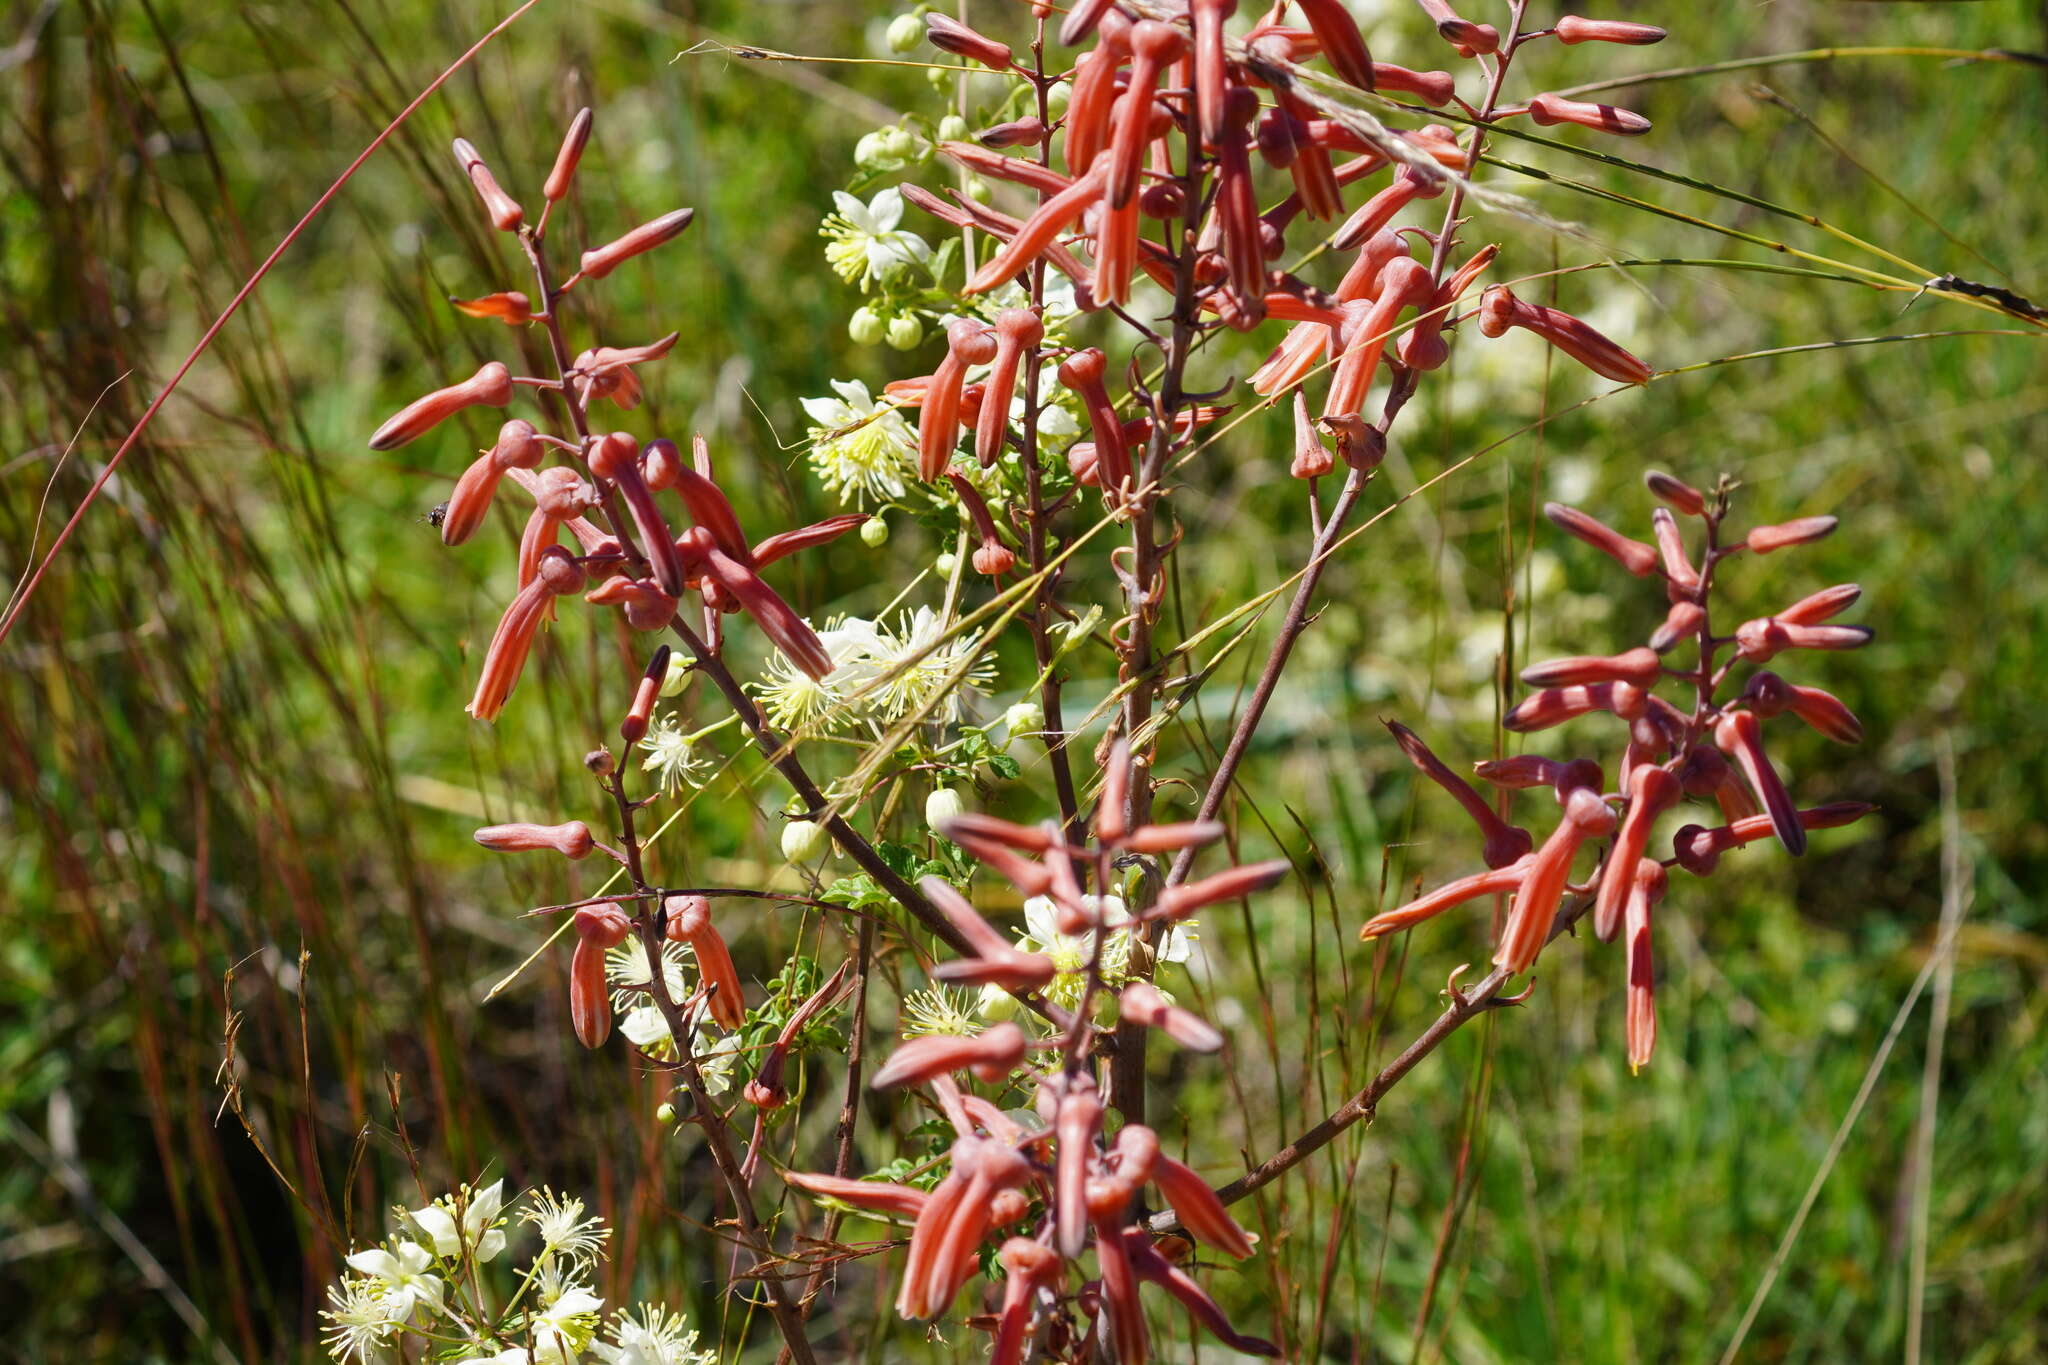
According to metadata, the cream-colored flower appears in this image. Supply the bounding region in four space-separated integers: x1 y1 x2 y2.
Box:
820 188 931 288
803 380 919 507
407 1180 506 1263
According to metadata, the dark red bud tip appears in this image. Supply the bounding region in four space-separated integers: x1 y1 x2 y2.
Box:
1544 502 1659 576
925 13 1014 70
1527 92 1652 137
1643 470 1705 515
578 208 695 281
1746 515 1838 554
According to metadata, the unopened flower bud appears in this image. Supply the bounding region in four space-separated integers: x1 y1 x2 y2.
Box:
937 113 970 143
860 514 890 547
886 11 925 52
782 818 827 862
659 651 695 697
1554 15 1667 46
886 314 924 350
926 786 966 831
849 306 886 345
654 1101 677 1124
584 747 615 775
935 551 959 575
1004 701 1043 734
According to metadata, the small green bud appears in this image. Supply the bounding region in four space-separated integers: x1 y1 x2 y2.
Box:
782 819 827 862
927 64 954 91
860 514 890 547
849 306 887 346
853 130 890 171
880 125 917 160
935 551 959 576
659 652 695 698
965 175 992 204
1045 82 1072 119
654 1102 677 1124
978 983 1019 1021
937 114 969 142
1003 701 1044 735
885 314 924 350
925 786 965 830
886 12 924 53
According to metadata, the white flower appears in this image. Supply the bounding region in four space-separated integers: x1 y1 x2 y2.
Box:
342 1241 446 1322
757 617 883 732
902 985 984 1038
925 786 965 831
607 938 690 1012
521 1189 610 1267
528 1269 605 1363
407 1180 507 1264
320 1272 407 1362
1000 895 1192 1012
620 1001 739 1088
1009 361 1082 439
802 380 919 506
594 1305 716 1365
638 714 710 794
820 187 931 288
867 606 994 723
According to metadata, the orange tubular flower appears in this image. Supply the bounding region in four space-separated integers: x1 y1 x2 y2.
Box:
1545 501 1660 576
1479 284 1653 384
991 1238 1062 1365
473 821 597 859
920 321 997 478
938 140 1074 196
468 547 584 722
1123 1230 1280 1355
948 473 1017 575
1733 616 1873 662
966 161 1108 295
1053 1074 1102 1258
1747 514 1838 553
1213 86 1269 323
1495 787 1616 975
543 106 594 204
1064 12 1131 174
697 546 833 680
1105 22 1187 210
1058 348 1134 492
1672 802 1873 876
620 646 668 746
1360 855 1534 939
1555 15 1667 45
1523 647 1664 689
570 903 633 1049
1399 242 1496 371
577 207 695 282
1120 980 1224 1052
451 137 524 231
1527 91 1652 136
924 12 1014 71
1622 857 1667 1070
367 361 514 451
1593 765 1680 941
1372 61 1457 104
1743 671 1864 745
1294 0 1376 89
663 894 746 1029
1413 0 1499 53
1778 582 1862 624
1333 164 1443 251
783 1171 928 1220
1091 195 1143 309
975 310 1043 468
588 432 687 598
871 1023 1029 1091
1154 859 1291 919
1149 1154 1255 1259
1389 720 1534 868
1324 255 1434 418
449 290 533 325
1191 0 1236 146
442 419 542 547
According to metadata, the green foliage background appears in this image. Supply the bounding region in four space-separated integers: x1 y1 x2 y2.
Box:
2 0 2044 1361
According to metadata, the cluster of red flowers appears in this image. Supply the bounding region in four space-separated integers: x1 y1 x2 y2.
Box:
1363 472 1871 1068
793 742 1289 1358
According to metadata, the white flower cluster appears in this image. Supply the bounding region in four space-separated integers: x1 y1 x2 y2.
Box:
755 607 995 735
980 895 1194 1017
320 1179 713 1365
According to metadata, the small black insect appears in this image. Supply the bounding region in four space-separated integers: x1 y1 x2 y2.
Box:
422 501 450 529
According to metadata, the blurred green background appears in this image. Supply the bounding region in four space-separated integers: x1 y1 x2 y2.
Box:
2 0 2044 1361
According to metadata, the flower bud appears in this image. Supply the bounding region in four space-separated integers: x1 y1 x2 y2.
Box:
1544 502 1658 575
782 818 827 862
1004 701 1043 735
543 107 594 203
474 821 597 859
860 514 890 548
1746 515 1838 554
886 11 925 52
937 113 970 143
886 314 925 350
578 208 695 282
1527 92 1652 137
1554 15 1667 46
1643 470 1705 515
849 306 886 346
926 787 966 831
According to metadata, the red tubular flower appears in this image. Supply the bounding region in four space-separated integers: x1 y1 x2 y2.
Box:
1412 0 1500 53
1123 1231 1280 1354
1388 720 1532 868
1778 582 1862 625
1060 0 1120 46
1290 391 1334 479
1360 855 1532 938
442 419 542 546
697 547 833 679
1333 164 1443 251
584 574 679 632
469 547 585 721
1504 683 1624 733
1293 0 1375 88
902 186 1097 293
917 322 996 479
944 473 1016 575
1479 284 1653 384
938 817 1060 897
1091 1197 1148 1365
1091 196 1143 309
1523 647 1663 689
1555 15 1668 45
1324 255 1434 417
1399 242 1497 371
1155 859 1291 919
449 291 533 325
939 141 1075 196
1747 515 1838 553
1473 755 1566 790
1733 616 1874 663
1211 87 1270 323
1119 981 1224 1052
1372 61 1457 104
543 106 593 203
451 137 524 231
617 646 668 745
571 903 633 1049
751 513 866 567
1106 22 1188 210
1272 94 1345 223
926 1140 1035 1321
1644 469 1706 515
1063 14 1131 174
662 894 747 1029
1593 764 1680 941
1149 1153 1255 1259
746 959 848 1109
1495 787 1615 974
872 1022 1029 1091
1191 0 1236 147
1059 348 1134 492
577 208 695 282
1545 501 1659 575
1251 231 1411 396
975 309 1044 468
474 821 597 858
980 117 1049 149
1714 708 1804 856
1622 857 1667 1070
1785 681 1864 745
1053 1074 1102 1258
588 432 687 599
1526 91 1652 136
1650 599 1707 652
992 1238 1062 1365
1673 802 1873 875
368 361 513 451
1649 507 1701 597
784 1171 928 1220
924 12 1015 71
